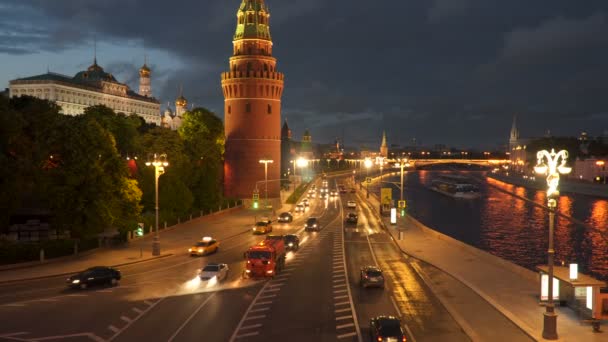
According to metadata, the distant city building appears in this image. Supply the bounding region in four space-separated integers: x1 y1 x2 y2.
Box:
280 120 295 177
299 129 314 160
508 115 531 172
222 0 284 199
569 158 607 183
380 131 388 158
9 58 161 125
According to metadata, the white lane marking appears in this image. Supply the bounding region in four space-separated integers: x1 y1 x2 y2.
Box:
333 279 344 283
22 332 104 341
167 293 216 342
338 332 357 339
335 308 351 313
389 296 402 317
259 294 276 299
333 289 348 294
333 270 345 274
235 331 259 339
108 326 120 333
264 288 281 292
2 303 26 307
268 283 284 287
108 297 166 342
244 314 266 320
336 315 353 320
333 283 347 288
120 316 132 323
336 322 355 329
254 301 272 306
337 191 363 342
97 290 113 293
335 301 350 306
65 294 88 297
144 300 154 306
132 307 143 314
240 324 262 330
334 295 348 299
0 332 28 337
250 307 270 313
37 298 59 302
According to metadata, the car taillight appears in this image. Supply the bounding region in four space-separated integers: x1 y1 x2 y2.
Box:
402 337 407 342
377 337 382 342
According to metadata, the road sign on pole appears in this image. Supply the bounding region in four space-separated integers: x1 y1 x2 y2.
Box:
398 200 407 208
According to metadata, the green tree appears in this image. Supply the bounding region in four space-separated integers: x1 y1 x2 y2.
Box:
83 105 141 156
178 108 225 209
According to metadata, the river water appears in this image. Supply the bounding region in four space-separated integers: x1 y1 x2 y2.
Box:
370 170 608 282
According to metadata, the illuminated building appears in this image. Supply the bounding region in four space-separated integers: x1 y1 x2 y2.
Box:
222 0 284 199
9 57 161 125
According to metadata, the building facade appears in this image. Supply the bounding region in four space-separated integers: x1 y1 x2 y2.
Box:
9 59 161 125
280 120 294 177
222 0 284 199
507 115 531 173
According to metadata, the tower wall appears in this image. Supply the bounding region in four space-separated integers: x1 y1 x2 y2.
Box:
222 3 284 199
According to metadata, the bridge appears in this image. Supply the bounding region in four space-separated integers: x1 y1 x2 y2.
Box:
389 159 510 168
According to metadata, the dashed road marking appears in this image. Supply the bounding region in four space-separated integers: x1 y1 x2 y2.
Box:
259 294 276 299
235 331 259 339
108 325 120 333
244 314 266 320
334 295 348 300
132 307 143 314
336 322 355 329
120 316 132 323
338 332 357 339
336 315 353 321
335 308 351 313
240 324 262 330
250 307 270 313
333 289 348 294
254 300 273 306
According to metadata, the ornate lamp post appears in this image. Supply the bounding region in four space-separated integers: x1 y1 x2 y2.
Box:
534 149 571 340
396 158 408 202
145 154 169 256
259 159 273 208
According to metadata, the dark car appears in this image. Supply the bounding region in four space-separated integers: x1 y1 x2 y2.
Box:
284 234 300 251
345 212 358 225
278 212 293 223
67 266 121 290
360 266 385 288
369 316 406 342
304 217 321 232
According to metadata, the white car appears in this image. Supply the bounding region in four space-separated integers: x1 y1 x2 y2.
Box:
295 204 305 213
347 200 357 209
199 263 229 282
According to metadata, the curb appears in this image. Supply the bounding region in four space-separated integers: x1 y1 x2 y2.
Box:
0 253 174 285
0 247 101 272
357 188 540 342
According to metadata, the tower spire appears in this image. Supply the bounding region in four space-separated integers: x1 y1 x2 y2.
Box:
93 34 97 65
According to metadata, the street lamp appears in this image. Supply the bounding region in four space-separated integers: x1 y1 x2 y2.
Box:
396 158 408 202
259 159 273 208
534 149 571 340
364 158 373 198
145 153 169 256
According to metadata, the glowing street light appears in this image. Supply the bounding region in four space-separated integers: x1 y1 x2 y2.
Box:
364 157 372 198
145 153 169 256
597 160 606 184
534 148 571 340
259 159 273 208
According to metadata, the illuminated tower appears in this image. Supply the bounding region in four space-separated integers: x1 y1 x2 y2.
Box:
222 0 284 199
138 58 152 97
380 131 388 158
509 114 519 150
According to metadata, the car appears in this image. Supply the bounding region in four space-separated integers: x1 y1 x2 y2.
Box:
307 192 316 199
345 212 358 225
189 236 219 256
360 266 385 288
199 263 229 282
278 212 293 223
304 217 321 231
322 180 328 187
295 204 305 213
369 316 406 342
330 190 338 197
253 221 273 234
284 234 300 251
67 266 121 290
347 200 357 208
302 199 310 207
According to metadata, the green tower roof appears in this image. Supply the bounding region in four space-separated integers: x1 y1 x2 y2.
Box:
234 0 272 40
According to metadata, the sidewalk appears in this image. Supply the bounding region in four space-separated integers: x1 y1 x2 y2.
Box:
0 206 246 284
360 185 605 341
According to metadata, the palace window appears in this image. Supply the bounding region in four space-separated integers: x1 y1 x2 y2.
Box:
267 104 272 114
228 105 231 114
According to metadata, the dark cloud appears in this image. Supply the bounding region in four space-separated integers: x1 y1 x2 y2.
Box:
2 0 608 148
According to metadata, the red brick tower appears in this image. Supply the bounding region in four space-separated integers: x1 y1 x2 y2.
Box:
222 0 284 199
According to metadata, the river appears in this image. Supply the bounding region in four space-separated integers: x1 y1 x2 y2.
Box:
370 170 608 282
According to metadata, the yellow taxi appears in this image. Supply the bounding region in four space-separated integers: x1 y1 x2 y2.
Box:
188 237 219 256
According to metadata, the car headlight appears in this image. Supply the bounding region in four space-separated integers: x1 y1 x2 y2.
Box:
245 270 251 273
188 248 192 252
313 224 317 227
198 248 204 253
72 279 80 284
288 242 294 247
266 270 273 274
252 228 256 231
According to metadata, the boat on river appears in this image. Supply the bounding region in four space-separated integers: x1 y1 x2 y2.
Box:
430 174 481 199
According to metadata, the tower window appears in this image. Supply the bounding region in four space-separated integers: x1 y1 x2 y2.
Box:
267 104 272 114
246 103 251 113
228 105 231 114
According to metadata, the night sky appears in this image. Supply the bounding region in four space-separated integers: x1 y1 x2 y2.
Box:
1 0 607 149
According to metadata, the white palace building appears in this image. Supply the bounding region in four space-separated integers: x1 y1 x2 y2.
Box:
8 57 162 125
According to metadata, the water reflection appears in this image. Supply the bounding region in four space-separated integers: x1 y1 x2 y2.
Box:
382 171 608 281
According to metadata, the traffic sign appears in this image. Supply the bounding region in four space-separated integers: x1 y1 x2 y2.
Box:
398 200 406 208
253 193 259 201
366 177 372 184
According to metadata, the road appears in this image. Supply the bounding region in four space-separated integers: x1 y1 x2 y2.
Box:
0 175 469 342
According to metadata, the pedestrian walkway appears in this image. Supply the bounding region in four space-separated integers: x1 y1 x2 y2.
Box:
0 206 247 284
360 185 605 341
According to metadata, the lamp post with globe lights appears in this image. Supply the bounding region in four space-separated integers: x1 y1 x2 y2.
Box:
145 154 169 256
534 149 571 340
364 158 373 198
